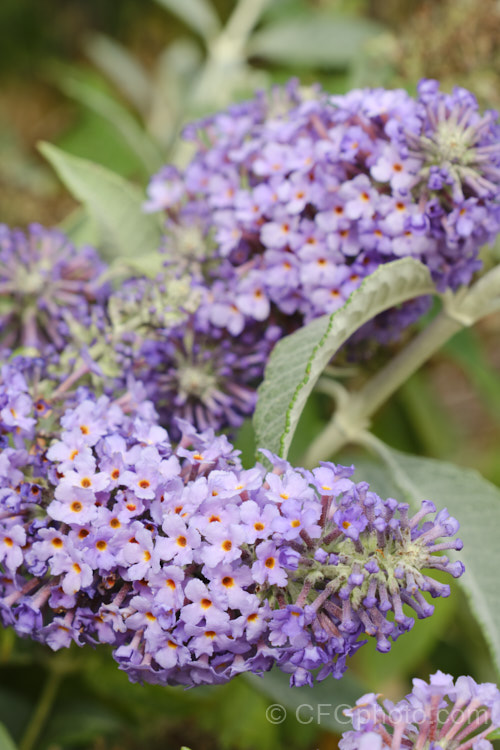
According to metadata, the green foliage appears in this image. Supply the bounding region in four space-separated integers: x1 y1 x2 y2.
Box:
55 108 142 177
0 723 17 750
39 143 163 261
395 372 458 459
84 34 154 117
197 679 284 750
248 11 384 68
456 264 500 323
42 700 124 748
58 74 164 175
2 2 500 749
444 328 500 424
254 258 435 459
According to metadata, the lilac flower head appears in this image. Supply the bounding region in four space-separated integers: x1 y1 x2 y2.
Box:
0 224 108 352
108 276 281 436
0 357 464 688
257 453 464 682
409 79 500 201
340 671 500 749
146 77 500 344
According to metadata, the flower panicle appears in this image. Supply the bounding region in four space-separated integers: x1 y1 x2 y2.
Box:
0 358 464 688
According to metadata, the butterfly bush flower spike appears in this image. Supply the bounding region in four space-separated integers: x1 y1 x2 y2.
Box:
146 77 500 332
0 357 464 688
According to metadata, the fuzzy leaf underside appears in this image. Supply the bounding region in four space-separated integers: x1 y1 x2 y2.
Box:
254 258 435 458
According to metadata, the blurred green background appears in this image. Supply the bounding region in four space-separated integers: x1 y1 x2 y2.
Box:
1 1 500 748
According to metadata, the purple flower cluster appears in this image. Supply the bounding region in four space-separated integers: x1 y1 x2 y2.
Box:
0 224 108 352
0 358 464 687
340 671 500 750
110 276 281 437
0 217 273 437
146 78 500 341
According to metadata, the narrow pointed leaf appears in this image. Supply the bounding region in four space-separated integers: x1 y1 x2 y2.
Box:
254 258 435 458
248 13 383 68
59 77 164 174
85 34 153 116
39 143 163 261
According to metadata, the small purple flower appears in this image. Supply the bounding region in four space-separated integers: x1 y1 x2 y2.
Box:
333 504 369 541
252 540 289 587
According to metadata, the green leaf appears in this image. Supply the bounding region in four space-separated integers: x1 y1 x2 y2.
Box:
198 679 282 750
0 723 17 750
84 33 153 116
354 448 500 677
246 669 366 734
148 39 203 148
397 372 457 458
248 12 384 68
0 688 33 745
459 264 500 323
43 700 123 747
444 328 500 423
58 207 101 247
254 258 435 459
153 0 221 42
58 76 164 175
39 143 163 261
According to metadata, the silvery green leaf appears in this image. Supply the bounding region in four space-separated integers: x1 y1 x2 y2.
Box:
248 12 384 68
254 258 435 459
148 39 203 147
458 264 500 322
40 143 163 261
58 208 101 248
85 34 153 116
59 76 164 174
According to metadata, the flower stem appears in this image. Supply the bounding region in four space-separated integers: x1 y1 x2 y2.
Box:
303 308 464 467
51 361 89 401
190 0 270 109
